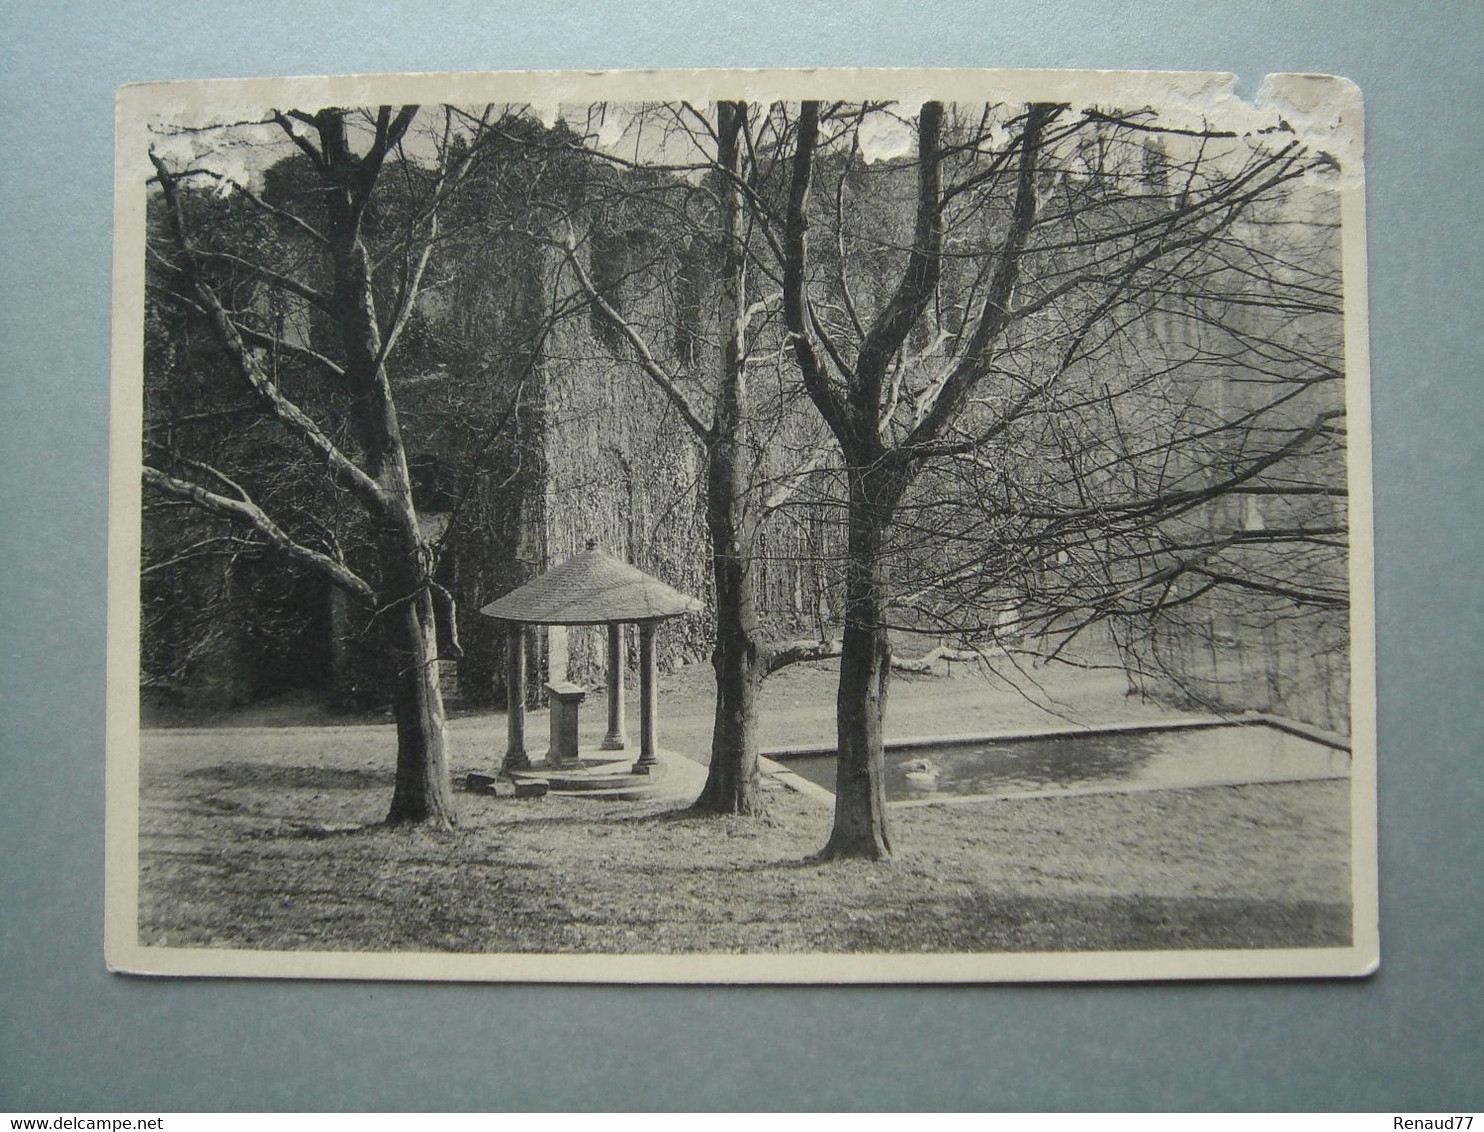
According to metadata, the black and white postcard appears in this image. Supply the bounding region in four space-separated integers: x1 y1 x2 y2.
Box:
106 68 1376 981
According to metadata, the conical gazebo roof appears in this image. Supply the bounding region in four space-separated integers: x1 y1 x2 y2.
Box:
478 543 702 626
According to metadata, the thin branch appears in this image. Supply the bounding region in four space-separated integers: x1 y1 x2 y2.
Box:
902 102 1060 453
272 111 327 173
765 637 840 675
558 227 711 440
853 100 945 418
760 445 833 515
149 150 388 514
189 248 334 312
164 168 329 246
783 101 854 447
143 466 377 608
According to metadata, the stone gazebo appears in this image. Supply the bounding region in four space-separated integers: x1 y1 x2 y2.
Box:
478 541 701 788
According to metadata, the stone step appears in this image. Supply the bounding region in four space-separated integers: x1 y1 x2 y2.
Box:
467 751 707 803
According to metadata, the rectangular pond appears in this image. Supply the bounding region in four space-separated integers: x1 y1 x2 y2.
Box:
772 721 1350 803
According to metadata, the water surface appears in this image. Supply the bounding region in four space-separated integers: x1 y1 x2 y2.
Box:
778 723 1349 801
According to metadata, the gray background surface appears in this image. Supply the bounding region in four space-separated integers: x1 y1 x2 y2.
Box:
1 0 1480 1112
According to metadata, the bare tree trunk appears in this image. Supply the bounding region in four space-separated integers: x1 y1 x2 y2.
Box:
324 149 457 830
694 101 768 816
386 587 458 828
376 498 458 829
821 462 904 859
696 435 766 814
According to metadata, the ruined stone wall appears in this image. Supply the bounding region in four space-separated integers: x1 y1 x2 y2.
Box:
538 237 715 689
1122 184 1351 733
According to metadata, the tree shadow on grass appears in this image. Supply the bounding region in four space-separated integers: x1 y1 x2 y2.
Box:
843 892 1354 953
638 856 835 874
469 803 720 830
275 822 387 841
183 763 395 791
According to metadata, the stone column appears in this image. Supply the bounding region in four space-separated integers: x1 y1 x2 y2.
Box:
502 624 531 772
601 622 628 750
633 621 660 774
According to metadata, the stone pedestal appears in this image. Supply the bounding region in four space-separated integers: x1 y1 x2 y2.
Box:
544 680 586 767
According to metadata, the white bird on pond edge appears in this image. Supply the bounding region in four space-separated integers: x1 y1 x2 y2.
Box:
902 757 940 784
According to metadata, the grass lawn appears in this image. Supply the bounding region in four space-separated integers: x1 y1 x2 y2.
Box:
137 660 1352 954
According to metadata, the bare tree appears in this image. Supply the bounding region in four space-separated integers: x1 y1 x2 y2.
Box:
145 105 503 829
551 101 834 814
779 100 1346 858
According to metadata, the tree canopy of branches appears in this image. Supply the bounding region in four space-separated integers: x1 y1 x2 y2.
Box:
770 99 1345 857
